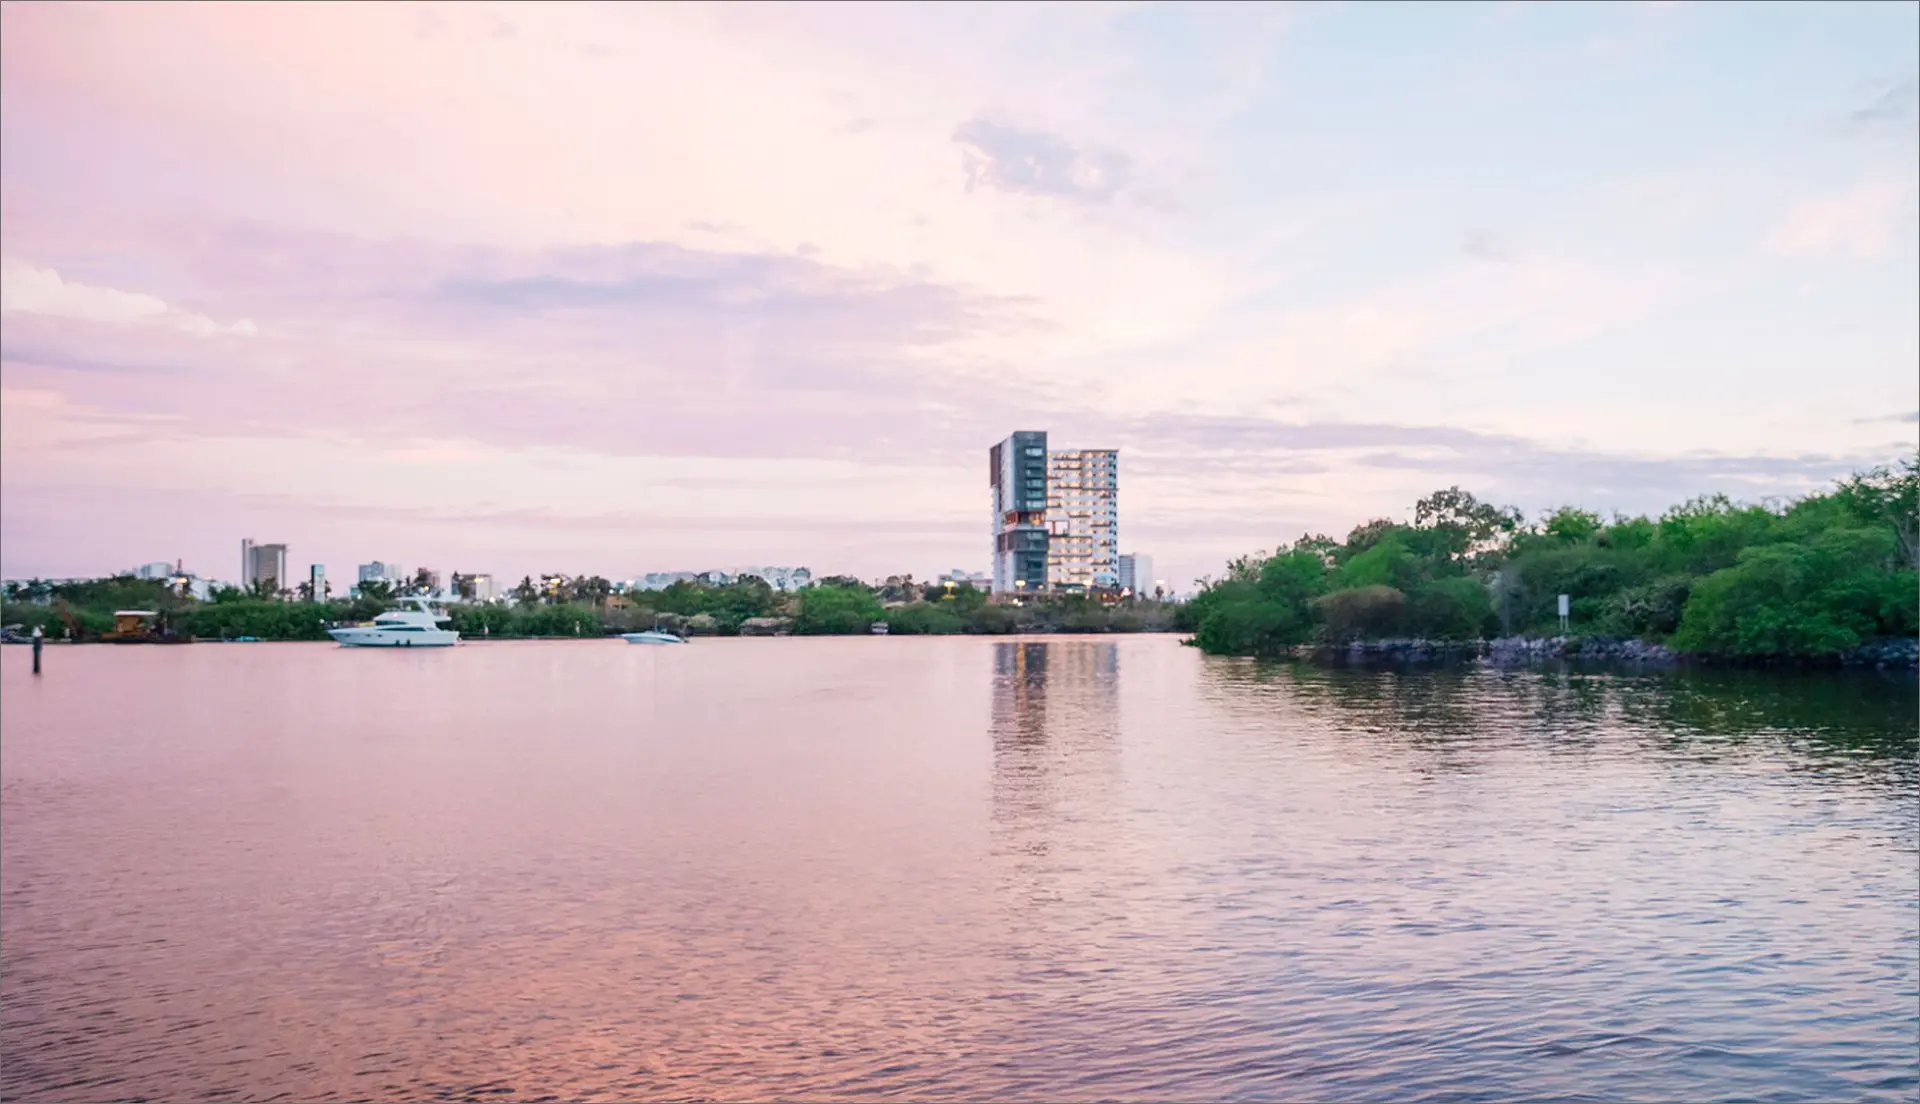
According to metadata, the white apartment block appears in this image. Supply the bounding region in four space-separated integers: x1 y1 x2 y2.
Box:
1046 448 1119 592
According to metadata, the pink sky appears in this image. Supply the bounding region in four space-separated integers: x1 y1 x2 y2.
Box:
3 2 1914 588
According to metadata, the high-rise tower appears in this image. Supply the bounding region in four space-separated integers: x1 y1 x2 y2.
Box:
990 431 1050 595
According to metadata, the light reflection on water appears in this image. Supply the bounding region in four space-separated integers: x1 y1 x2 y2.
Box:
2 638 1914 1102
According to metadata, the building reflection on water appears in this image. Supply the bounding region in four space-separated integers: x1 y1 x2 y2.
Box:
989 641 1121 899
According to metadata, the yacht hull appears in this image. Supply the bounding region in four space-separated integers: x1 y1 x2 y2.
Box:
328 628 460 647
622 632 686 645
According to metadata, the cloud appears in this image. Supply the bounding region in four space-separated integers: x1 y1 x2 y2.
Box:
0 216 1043 463
952 117 1132 203
1849 76 1918 126
0 259 256 336
1764 181 1914 260
1463 229 1516 263
1853 410 1920 425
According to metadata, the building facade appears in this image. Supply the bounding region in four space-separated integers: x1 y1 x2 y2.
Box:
990 431 1051 595
1047 449 1119 593
357 561 404 585
1118 553 1155 597
938 568 994 591
630 571 700 591
452 572 498 602
308 564 327 601
739 566 813 591
240 539 288 592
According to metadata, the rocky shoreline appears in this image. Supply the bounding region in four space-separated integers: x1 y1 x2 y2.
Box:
1299 635 1918 670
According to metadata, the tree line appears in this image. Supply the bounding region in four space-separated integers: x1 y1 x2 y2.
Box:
1 572 1184 641
1187 457 1918 661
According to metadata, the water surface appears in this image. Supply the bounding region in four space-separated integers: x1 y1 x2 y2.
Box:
3 637 1915 1101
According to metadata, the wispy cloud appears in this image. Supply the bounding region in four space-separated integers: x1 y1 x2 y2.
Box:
1 259 256 336
953 117 1132 204
1764 181 1914 261
1462 229 1517 264
1850 76 1918 126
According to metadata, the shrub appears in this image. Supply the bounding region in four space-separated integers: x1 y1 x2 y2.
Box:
1406 577 1495 641
793 586 884 635
1313 585 1407 641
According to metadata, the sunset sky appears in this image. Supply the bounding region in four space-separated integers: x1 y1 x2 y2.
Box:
2 1 1915 589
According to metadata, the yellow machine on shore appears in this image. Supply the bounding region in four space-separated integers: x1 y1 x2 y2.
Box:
102 610 192 644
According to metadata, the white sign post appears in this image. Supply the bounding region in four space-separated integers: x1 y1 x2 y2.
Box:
1558 593 1570 634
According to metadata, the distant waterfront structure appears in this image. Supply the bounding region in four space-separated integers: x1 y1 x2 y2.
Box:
308 564 327 601
739 567 813 591
1048 449 1119 593
128 561 175 580
626 568 812 592
630 571 701 591
357 561 404 586
451 572 497 602
240 539 288 593
939 569 993 591
1118 553 1155 597
990 431 1051 595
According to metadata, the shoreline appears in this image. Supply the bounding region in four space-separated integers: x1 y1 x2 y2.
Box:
1273 635 1920 671
19 631 1918 671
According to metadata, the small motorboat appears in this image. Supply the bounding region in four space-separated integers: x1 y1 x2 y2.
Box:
622 629 687 645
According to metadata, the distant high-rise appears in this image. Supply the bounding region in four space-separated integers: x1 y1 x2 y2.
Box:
240 539 288 592
308 564 327 601
990 431 1051 595
1047 449 1119 593
1119 553 1155 597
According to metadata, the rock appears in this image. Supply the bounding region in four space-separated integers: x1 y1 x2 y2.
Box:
1308 638 1480 666
1839 637 1919 669
1486 636 1677 667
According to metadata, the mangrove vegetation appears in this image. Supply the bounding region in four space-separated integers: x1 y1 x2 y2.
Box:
1187 457 1918 662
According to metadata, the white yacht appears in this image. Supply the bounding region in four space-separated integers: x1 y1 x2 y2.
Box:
622 629 686 645
329 597 460 648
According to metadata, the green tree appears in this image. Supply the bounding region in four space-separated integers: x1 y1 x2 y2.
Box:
1673 528 1911 656
886 603 966 635
1314 586 1407 641
793 586 883 635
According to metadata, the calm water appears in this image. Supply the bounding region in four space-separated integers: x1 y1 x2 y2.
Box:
2 637 1915 1103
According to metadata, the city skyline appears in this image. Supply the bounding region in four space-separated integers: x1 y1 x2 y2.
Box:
3 3 1915 591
